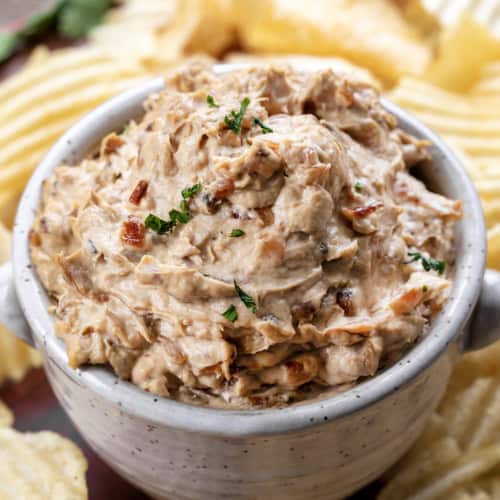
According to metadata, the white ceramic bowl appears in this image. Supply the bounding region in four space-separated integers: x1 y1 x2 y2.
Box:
1 65 500 499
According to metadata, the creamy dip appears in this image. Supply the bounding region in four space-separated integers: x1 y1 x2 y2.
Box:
30 63 462 409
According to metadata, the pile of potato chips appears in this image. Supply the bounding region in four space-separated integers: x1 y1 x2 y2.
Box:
0 0 500 497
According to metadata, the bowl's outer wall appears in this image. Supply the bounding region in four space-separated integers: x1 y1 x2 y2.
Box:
13 67 486 499
43 341 457 499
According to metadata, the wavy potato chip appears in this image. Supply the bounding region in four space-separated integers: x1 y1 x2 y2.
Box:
424 16 500 92
232 0 431 85
0 429 88 500
379 341 500 499
0 222 42 383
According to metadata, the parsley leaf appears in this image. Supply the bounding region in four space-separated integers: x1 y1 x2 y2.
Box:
169 209 190 224
144 214 175 235
0 32 18 64
354 181 363 193
207 95 219 108
406 252 446 275
0 0 111 64
234 281 256 313
58 0 110 38
224 97 250 134
182 183 201 200
145 184 201 236
222 304 238 322
252 117 273 134
230 229 245 238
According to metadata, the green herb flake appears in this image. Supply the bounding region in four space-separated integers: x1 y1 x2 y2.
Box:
169 209 190 224
230 229 245 238
422 285 428 292
144 214 175 235
354 181 363 193
234 281 256 313
224 97 250 134
207 95 219 108
181 183 201 200
222 304 238 322
406 252 447 275
252 117 273 134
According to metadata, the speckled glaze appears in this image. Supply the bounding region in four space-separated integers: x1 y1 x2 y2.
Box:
2 64 500 500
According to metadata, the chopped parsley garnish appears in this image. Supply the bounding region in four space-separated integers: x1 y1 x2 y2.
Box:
169 208 190 224
222 304 238 322
253 117 273 134
182 183 201 200
207 95 219 108
144 184 201 235
224 97 250 134
354 181 363 193
144 214 175 235
422 285 429 292
406 252 446 275
234 281 256 313
230 229 245 238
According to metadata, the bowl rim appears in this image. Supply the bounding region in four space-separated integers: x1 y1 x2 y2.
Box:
12 64 486 437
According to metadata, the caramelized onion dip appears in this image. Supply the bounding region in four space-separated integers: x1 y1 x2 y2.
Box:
30 64 462 408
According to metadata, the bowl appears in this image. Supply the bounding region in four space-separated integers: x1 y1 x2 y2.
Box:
1 63 500 499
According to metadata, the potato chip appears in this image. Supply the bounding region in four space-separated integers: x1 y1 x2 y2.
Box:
232 0 431 85
379 344 500 499
90 0 233 71
0 223 42 383
0 45 152 228
0 429 88 499
423 15 500 92
0 400 13 428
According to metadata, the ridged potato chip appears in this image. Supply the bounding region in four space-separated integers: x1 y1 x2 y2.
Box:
0 429 88 499
424 16 500 92
379 342 500 499
0 223 42 383
232 0 431 85
0 45 151 228
390 65 500 270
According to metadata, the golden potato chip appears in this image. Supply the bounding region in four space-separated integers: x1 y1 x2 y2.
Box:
424 15 500 92
232 0 431 85
0 223 42 383
0 401 13 428
90 0 233 71
0 429 88 499
224 53 382 88
379 329 500 499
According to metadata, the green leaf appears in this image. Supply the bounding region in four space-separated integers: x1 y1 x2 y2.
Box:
224 97 250 134
169 209 190 224
354 181 363 193
230 229 245 238
405 251 446 275
234 281 256 313
252 117 273 134
20 1 64 38
181 183 201 200
222 304 238 322
144 214 175 235
58 0 110 39
207 95 219 108
0 32 19 64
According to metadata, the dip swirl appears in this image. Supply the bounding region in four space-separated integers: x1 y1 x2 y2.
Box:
30 64 462 408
